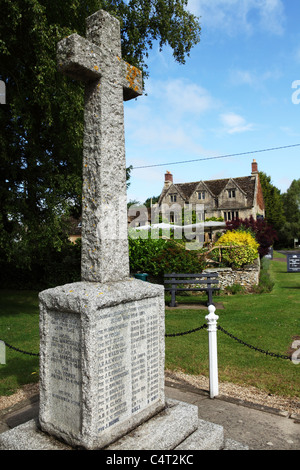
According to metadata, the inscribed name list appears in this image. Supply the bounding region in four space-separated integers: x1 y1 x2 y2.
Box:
96 298 160 432
46 297 161 437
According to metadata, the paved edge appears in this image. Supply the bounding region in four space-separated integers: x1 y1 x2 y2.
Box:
1 380 299 434
165 380 300 421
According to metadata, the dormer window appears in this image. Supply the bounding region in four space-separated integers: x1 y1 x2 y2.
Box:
228 189 236 198
198 191 206 200
170 194 177 202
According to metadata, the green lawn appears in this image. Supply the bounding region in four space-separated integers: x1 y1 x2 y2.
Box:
165 257 300 398
0 254 299 399
0 291 40 395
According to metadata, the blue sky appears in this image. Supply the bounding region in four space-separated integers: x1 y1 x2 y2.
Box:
124 0 300 204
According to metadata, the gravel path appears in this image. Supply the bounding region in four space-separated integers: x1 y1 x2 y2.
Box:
1 374 299 417
165 370 300 416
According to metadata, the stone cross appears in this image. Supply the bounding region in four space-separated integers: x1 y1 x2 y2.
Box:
57 9 142 283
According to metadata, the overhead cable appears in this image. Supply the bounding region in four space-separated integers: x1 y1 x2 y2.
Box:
131 143 300 170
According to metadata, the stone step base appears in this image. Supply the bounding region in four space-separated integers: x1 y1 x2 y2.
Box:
0 399 248 451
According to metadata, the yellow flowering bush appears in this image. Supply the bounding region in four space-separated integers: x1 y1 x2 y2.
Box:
214 230 259 268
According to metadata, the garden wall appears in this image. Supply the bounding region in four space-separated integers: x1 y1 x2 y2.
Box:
203 257 260 291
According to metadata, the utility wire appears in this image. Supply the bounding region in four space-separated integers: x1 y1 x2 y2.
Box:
131 143 300 170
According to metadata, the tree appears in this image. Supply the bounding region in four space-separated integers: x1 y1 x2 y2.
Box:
259 171 286 233
281 179 300 245
144 195 160 207
0 0 201 275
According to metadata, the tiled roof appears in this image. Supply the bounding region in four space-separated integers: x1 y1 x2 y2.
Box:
159 176 256 206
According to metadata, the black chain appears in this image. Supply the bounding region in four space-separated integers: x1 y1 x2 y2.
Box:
1 340 39 357
217 325 291 361
1 325 292 361
165 323 207 337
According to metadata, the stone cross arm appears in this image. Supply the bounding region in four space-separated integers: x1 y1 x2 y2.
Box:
57 33 142 101
56 10 143 283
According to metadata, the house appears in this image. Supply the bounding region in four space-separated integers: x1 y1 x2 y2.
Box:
68 216 82 243
157 159 265 241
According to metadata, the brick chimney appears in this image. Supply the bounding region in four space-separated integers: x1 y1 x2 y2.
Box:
251 159 258 174
164 171 173 186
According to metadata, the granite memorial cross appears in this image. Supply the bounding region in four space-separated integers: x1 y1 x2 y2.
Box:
57 9 142 283
37 10 166 450
0 8 245 452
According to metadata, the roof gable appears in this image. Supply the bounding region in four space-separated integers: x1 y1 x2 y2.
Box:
159 175 257 207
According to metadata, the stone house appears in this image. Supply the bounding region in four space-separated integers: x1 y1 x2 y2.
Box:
158 159 265 224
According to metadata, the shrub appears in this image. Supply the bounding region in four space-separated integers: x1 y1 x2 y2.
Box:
213 230 259 268
252 258 275 293
226 216 277 258
224 283 245 295
129 237 205 281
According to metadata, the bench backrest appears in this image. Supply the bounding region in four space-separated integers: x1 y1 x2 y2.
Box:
164 273 219 286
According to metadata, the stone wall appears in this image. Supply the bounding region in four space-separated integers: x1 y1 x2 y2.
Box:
203 257 260 291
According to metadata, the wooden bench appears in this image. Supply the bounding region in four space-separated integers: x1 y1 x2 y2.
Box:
164 272 219 307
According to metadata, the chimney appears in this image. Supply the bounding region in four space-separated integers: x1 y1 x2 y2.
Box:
251 159 258 174
164 171 173 186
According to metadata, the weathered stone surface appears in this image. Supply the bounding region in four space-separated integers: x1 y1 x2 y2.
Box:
39 279 165 450
57 10 142 284
2 400 247 451
175 419 224 450
106 399 199 450
0 419 72 450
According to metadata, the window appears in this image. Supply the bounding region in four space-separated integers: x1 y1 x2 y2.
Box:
198 191 206 200
224 211 239 221
228 189 236 198
170 194 177 202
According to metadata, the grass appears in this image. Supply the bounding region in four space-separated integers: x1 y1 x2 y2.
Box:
0 291 40 396
165 255 300 398
0 253 299 399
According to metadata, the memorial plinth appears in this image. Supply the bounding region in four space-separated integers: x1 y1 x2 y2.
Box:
39 279 165 449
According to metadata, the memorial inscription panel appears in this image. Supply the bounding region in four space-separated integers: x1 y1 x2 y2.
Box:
95 297 161 434
47 311 82 433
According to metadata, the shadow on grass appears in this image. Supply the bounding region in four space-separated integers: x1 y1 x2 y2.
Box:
0 356 39 394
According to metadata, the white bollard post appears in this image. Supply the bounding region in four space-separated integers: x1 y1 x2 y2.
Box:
0 340 5 364
205 304 219 398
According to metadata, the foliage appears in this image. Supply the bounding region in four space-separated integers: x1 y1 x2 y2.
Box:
281 178 300 246
259 171 286 233
0 238 81 289
224 283 245 295
225 215 277 258
213 230 259 268
252 257 275 294
205 216 224 222
128 237 205 280
0 0 201 272
144 195 160 207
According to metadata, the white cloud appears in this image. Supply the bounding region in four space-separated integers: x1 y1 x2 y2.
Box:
295 46 300 63
146 78 217 117
219 112 254 134
229 68 282 88
189 0 285 36
125 77 218 156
